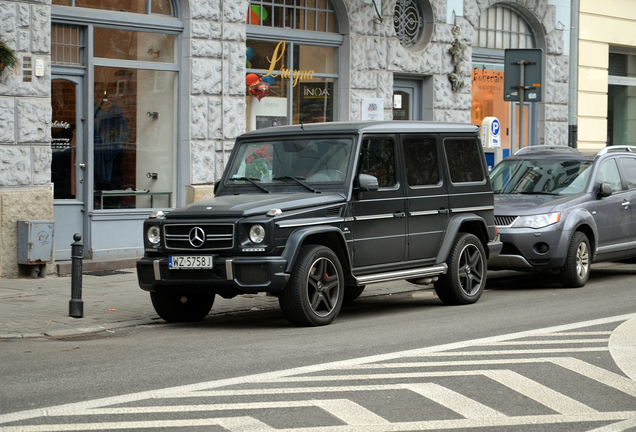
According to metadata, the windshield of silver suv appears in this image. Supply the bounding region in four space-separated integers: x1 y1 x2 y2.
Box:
226 138 354 185
490 158 593 196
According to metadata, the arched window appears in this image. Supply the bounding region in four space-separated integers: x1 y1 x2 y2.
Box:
473 4 535 50
247 0 338 33
246 0 343 130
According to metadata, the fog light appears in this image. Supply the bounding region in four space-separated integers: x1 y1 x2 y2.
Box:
534 242 550 254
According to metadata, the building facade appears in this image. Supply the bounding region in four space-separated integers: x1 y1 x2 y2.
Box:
0 0 568 277
575 0 636 152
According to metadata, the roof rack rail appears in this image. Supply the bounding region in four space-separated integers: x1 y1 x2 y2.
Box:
514 145 579 155
597 145 636 155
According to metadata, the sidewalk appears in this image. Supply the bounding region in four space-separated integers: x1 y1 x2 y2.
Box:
0 268 423 339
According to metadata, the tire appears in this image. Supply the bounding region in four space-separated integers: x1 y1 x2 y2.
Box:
150 291 214 323
344 285 365 303
435 233 486 305
279 245 344 326
558 231 590 288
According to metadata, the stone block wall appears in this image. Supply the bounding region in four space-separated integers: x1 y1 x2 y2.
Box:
0 0 54 277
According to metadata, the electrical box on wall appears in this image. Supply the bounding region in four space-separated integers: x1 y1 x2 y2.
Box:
17 220 54 265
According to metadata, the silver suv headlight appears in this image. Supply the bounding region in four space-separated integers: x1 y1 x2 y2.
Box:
512 212 561 229
147 225 161 245
249 224 266 243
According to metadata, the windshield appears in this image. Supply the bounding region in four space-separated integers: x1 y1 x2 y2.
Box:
226 138 354 185
490 158 592 195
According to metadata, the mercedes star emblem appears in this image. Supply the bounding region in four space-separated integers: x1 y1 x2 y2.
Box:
188 227 206 248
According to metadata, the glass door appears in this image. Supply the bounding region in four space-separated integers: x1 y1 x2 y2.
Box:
393 78 422 120
52 75 85 260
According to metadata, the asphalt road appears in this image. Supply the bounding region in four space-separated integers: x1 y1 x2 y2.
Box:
1 263 635 431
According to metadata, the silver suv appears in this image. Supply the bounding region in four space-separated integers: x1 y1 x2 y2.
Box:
488 145 636 287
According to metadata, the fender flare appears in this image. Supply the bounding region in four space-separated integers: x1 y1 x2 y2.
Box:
436 214 489 264
281 226 350 273
559 207 599 257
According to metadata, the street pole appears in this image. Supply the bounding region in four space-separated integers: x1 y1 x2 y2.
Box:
518 60 526 153
69 233 84 318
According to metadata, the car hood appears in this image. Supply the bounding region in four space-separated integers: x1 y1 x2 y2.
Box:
166 192 346 219
494 193 579 216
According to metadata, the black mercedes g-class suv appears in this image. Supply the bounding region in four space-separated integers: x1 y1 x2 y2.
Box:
137 121 501 326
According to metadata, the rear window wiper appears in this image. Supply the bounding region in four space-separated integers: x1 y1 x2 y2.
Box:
273 176 318 193
227 177 270 193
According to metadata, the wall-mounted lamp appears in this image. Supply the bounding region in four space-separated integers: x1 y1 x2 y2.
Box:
364 0 382 24
147 111 158 119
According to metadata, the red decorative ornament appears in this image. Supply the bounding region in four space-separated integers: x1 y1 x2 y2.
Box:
249 79 270 101
245 73 260 86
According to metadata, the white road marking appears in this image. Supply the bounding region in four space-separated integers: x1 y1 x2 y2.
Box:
609 318 636 382
406 383 506 418
586 417 636 432
483 338 608 345
481 370 598 414
2 413 636 432
548 357 636 398
310 399 390 425
1 313 635 428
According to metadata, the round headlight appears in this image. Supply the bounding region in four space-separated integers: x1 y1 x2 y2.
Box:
147 226 161 245
249 224 265 244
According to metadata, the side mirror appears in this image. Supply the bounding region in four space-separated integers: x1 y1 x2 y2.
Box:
358 173 379 192
597 182 612 198
213 179 220 195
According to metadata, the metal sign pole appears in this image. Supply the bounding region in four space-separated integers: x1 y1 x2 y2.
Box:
518 61 525 152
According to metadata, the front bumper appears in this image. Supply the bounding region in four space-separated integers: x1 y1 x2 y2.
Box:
137 255 289 297
487 226 571 270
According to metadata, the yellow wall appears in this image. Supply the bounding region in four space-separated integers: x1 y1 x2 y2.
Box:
578 0 636 151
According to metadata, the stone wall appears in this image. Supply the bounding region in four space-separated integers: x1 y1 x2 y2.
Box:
0 0 54 277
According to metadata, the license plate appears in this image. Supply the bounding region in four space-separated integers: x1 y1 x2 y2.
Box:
169 256 213 269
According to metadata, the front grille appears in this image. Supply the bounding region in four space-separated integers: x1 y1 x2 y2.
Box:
235 263 269 285
495 215 518 227
164 223 234 251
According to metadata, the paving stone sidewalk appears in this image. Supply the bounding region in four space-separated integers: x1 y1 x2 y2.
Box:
0 269 422 339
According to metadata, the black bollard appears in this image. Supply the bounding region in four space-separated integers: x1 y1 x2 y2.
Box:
69 233 84 318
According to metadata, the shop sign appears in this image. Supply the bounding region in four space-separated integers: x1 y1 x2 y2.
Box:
261 41 315 87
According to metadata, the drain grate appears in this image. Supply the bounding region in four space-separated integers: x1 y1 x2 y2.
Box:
83 270 133 277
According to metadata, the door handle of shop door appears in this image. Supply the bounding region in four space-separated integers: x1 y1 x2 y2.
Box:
79 163 86 169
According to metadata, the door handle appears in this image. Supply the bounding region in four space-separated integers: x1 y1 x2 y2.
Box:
622 201 630 207
79 163 86 169
394 212 406 218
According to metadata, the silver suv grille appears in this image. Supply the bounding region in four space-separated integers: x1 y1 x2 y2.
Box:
494 215 519 227
164 223 234 251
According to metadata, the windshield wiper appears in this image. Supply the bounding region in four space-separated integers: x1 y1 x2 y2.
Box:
517 191 558 196
272 176 318 193
227 177 270 193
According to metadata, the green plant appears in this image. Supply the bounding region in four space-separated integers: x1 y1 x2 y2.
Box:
0 36 18 71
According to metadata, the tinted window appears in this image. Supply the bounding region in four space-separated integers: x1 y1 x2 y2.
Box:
444 138 484 183
617 157 636 190
404 137 439 186
597 159 623 193
360 138 396 188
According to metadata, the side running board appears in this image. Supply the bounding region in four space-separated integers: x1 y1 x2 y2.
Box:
354 264 448 285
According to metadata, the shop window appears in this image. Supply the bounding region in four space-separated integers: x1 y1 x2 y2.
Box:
246 40 339 130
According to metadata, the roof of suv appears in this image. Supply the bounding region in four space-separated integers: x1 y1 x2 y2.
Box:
239 121 479 138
